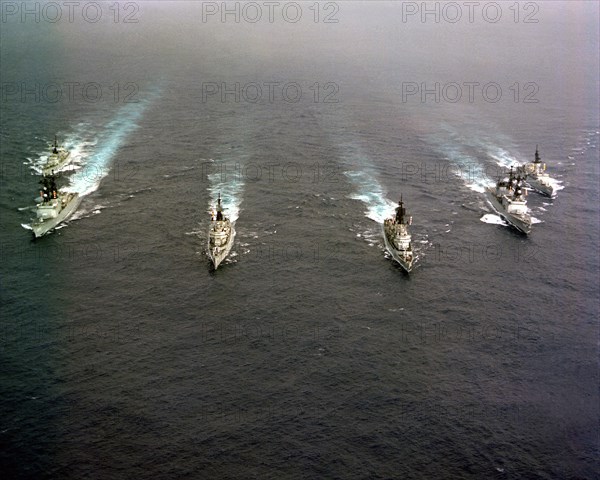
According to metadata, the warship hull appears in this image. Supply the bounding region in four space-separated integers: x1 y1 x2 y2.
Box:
526 177 556 198
208 222 235 269
382 224 413 272
486 188 531 234
519 147 557 199
32 193 82 238
42 151 71 176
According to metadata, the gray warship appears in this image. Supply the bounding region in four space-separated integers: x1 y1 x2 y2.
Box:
518 145 556 198
207 193 235 269
383 196 414 272
486 167 532 234
42 136 71 176
31 174 81 237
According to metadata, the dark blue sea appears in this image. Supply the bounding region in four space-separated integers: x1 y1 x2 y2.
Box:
1 2 598 479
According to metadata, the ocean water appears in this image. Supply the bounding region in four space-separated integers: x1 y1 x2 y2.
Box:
1 2 598 479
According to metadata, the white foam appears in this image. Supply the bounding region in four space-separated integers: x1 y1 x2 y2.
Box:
546 177 565 192
345 170 397 223
480 214 507 225
207 171 243 222
68 210 86 221
486 146 520 170
64 91 159 196
430 140 495 193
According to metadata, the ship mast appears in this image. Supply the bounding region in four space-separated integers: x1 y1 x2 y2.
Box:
508 166 516 189
395 194 407 225
53 135 58 154
534 144 541 164
216 192 223 221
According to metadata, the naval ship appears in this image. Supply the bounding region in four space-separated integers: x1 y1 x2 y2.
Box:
31 174 81 238
42 136 71 176
518 145 556 198
383 196 414 272
486 166 532 234
207 193 235 269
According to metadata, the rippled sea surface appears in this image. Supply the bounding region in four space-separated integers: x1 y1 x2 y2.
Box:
1 3 598 479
